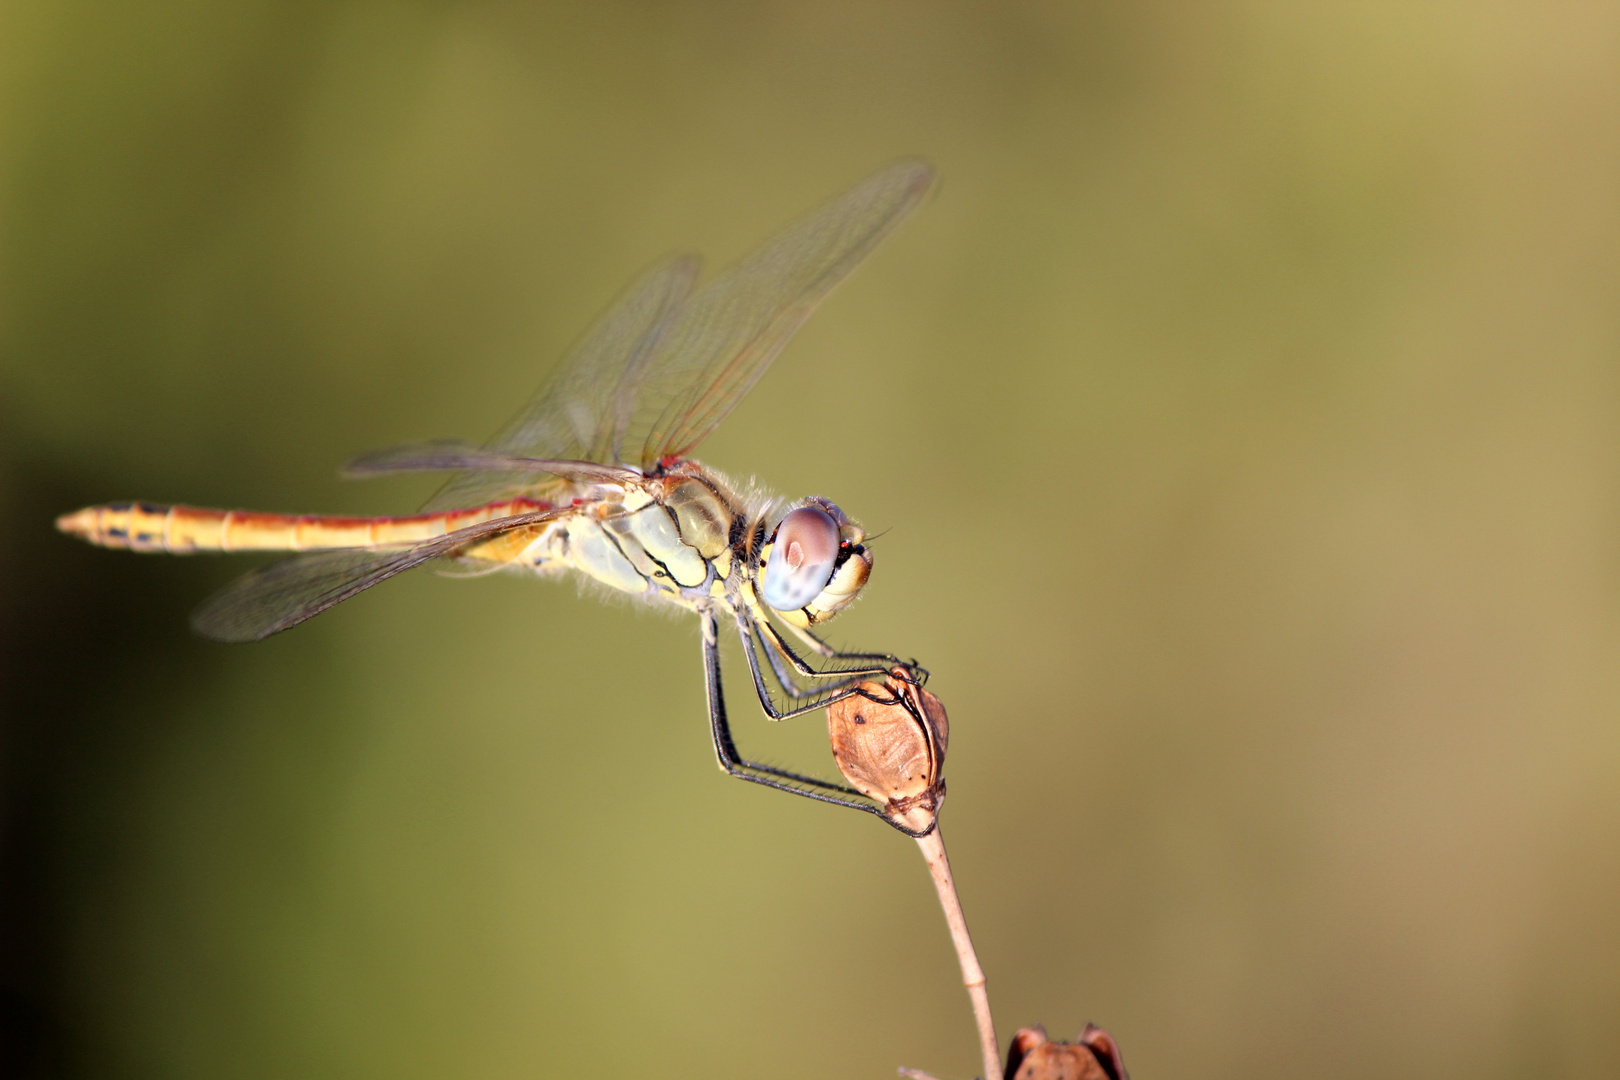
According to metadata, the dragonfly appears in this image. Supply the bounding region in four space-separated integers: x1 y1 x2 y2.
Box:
57 161 937 833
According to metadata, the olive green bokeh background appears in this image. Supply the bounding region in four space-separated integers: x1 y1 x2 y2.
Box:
4 3 1620 1078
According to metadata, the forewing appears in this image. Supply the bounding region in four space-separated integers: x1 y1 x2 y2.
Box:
343 441 641 485
631 161 934 468
385 162 931 506
420 254 699 511
191 508 566 642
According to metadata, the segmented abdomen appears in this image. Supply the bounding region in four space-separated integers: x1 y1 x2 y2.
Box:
55 499 551 553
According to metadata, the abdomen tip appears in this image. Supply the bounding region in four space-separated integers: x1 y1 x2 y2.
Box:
56 508 94 537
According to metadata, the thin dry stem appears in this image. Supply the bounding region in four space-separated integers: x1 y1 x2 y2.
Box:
916 828 1000 1080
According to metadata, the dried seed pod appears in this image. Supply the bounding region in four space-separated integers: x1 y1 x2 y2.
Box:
1003 1024 1129 1080
825 668 947 834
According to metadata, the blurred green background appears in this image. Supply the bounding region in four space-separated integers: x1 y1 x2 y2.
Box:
4 3 1620 1078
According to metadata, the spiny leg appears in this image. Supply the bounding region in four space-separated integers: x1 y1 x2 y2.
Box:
782 617 915 670
758 623 818 699
699 608 887 817
740 616 866 719
788 621 930 688
732 606 932 723
749 606 928 693
741 592 922 689
744 609 865 706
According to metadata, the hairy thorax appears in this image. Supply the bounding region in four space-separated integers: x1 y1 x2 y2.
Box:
457 463 754 613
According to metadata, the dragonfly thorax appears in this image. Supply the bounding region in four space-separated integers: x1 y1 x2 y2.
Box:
514 466 872 630
520 467 738 602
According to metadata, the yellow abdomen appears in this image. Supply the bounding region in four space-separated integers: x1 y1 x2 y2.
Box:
56 499 550 553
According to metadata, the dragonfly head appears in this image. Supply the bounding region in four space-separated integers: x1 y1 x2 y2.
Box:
756 497 872 627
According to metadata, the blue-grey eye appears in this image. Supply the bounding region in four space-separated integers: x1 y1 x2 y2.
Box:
761 506 840 611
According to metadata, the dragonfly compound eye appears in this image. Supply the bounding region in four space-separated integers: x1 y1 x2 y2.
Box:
761 505 840 611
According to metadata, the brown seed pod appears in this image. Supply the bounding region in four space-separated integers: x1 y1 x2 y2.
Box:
825 668 947 834
1003 1024 1129 1080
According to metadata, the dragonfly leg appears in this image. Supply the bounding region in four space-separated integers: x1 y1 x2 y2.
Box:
751 617 856 704
699 609 891 820
739 619 864 719
782 619 911 669
755 611 927 688
727 605 930 724
739 589 926 687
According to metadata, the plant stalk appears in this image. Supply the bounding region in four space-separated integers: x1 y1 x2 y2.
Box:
916 827 1000 1080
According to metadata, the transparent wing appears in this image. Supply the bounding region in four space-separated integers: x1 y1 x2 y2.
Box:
190 508 567 642
420 254 700 511
342 441 641 485
630 160 935 469
398 161 933 510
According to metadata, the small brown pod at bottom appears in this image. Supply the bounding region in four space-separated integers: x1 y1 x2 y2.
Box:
825 669 948 834
1003 1024 1129 1080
